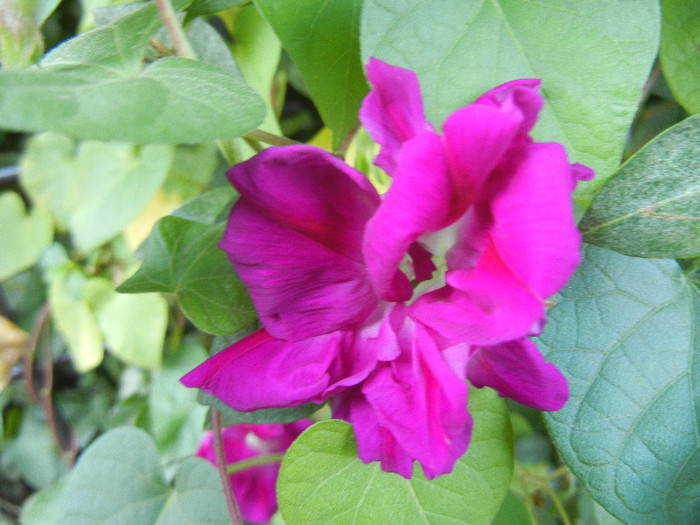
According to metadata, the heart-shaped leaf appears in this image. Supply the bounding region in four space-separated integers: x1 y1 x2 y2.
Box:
21 132 173 253
580 115 700 257
0 191 53 280
537 245 700 524
360 0 660 201
58 427 230 525
278 387 513 525
118 188 256 335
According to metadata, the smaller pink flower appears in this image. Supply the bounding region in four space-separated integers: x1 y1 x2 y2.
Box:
196 420 312 523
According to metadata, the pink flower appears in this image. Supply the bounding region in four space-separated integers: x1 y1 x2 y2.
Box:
196 420 312 523
182 58 592 479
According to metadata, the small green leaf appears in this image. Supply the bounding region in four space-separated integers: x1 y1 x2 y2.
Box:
256 0 367 149
660 0 700 114
0 192 53 280
118 188 256 335
86 278 168 369
48 268 104 372
58 427 230 525
581 115 700 257
197 390 321 427
361 0 660 202
277 387 513 525
21 133 174 252
538 245 700 524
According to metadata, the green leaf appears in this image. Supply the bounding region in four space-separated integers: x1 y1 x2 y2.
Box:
19 482 67 525
118 188 256 335
87 279 168 369
0 58 265 143
660 0 700 114
580 115 700 257
256 0 367 149
360 0 660 202
1 406 67 489
197 390 321 427
277 387 513 525
21 133 174 252
537 245 700 524
0 0 61 68
48 267 104 372
148 340 208 460
58 427 230 525
0 192 53 280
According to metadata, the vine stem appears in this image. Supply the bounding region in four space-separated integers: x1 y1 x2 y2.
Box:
154 0 197 60
242 129 301 147
212 408 244 525
226 453 285 474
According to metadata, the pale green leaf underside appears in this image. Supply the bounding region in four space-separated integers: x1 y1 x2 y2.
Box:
58 427 230 525
538 245 700 524
361 0 660 202
278 387 513 525
581 115 700 257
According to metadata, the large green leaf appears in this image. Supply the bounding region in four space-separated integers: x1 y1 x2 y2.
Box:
660 0 700 115
0 191 53 280
277 387 513 525
537 245 700 524
256 0 367 149
118 188 256 335
0 0 264 142
360 0 660 202
580 115 700 258
58 427 230 525
21 132 173 253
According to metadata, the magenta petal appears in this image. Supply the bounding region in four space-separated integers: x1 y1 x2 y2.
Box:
467 338 568 411
359 321 471 479
181 328 378 411
474 79 542 137
221 145 380 340
411 243 545 346
360 57 431 174
332 390 415 478
481 142 582 300
363 131 450 301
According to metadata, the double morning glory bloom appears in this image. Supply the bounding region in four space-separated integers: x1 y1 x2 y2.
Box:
182 58 593 479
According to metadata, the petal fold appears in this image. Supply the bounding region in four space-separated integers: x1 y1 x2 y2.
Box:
467 338 568 411
360 58 431 174
221 146 380 340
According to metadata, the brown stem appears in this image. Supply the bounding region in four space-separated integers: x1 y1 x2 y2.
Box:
24 303 50 403
336 123 360 158
212 408 244 525
154 0 197 59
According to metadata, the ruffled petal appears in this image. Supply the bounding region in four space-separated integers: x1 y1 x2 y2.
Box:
336 317 471 479
362 131 448 301
360 57 431 174
474 78 542 138
475 141 582 301
221 145 380 340
467 338 568 411
180 328 378 411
